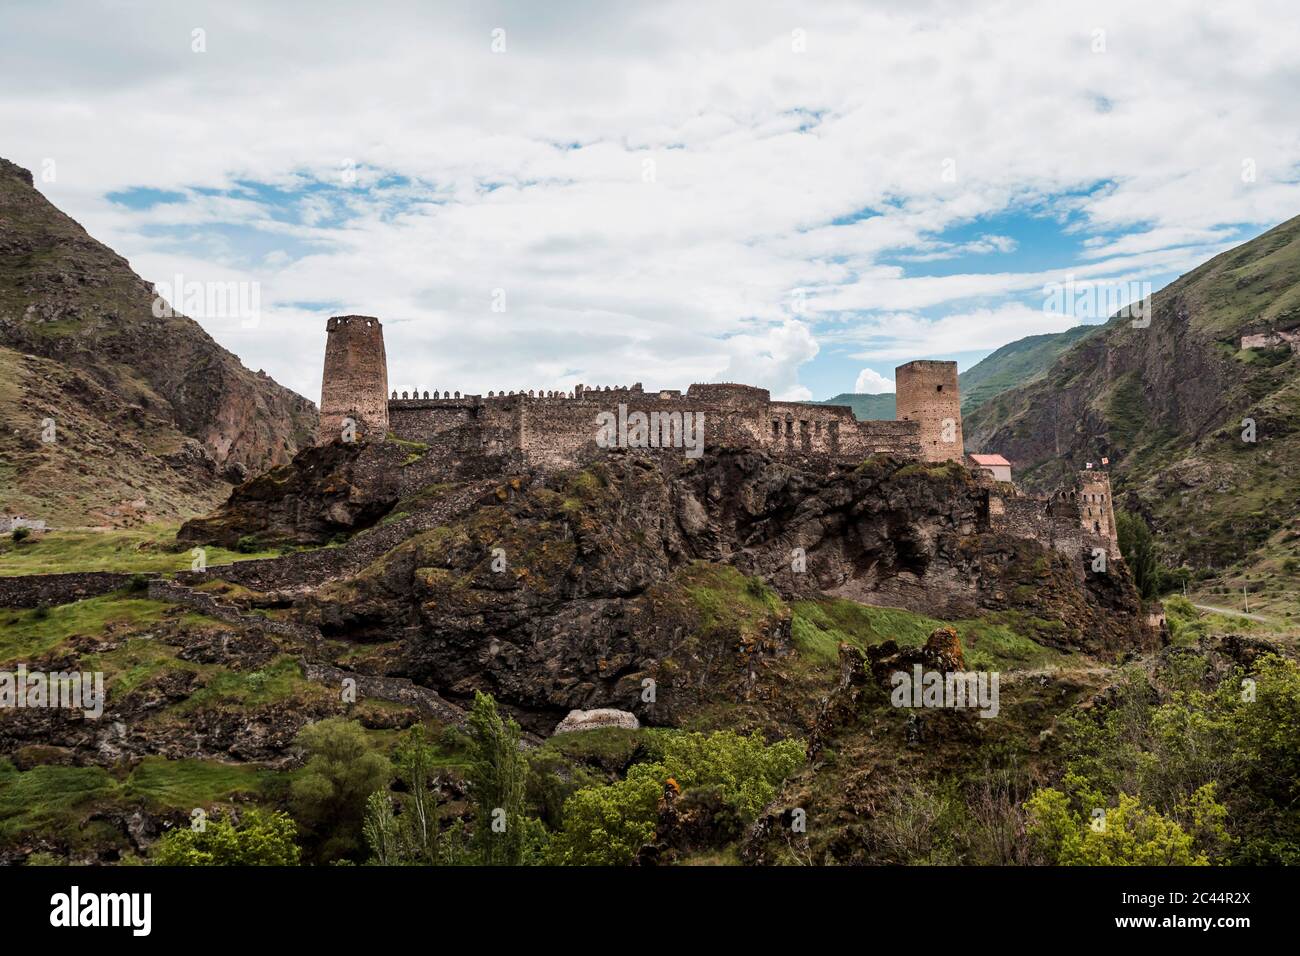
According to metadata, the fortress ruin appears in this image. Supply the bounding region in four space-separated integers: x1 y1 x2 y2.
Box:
315 315 1120 561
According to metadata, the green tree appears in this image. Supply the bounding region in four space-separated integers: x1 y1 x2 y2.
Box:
153 809 300 866
658 730 804 819
465 692 546 865
1116 510 1159 599
551 762 665 866
362 791 401 865
290 717 392 862
362 724 445 865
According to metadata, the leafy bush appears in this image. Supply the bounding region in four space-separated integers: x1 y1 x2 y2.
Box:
290 717 392 863
1038 654 1300 863
152 809 300 866
1025 786 1224 865
234 535 261 554
11 527 31 544
549 730 804 865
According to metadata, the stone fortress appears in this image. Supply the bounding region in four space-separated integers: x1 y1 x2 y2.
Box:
316 315 1120 564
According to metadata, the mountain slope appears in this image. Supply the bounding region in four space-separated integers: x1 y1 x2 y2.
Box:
0 158 317 526
958 324 1099 413
966 216 1300 602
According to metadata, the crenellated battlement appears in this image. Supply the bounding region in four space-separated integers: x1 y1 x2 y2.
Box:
318 315 948 469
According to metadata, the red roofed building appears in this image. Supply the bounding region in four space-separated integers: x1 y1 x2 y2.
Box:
967 453 1012 483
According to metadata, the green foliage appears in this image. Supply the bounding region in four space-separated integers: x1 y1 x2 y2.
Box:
1116 510 1159 600
235 534 261 554
549 730 805 865
1025 787 1222 865
658 731 804 819
551 762 664 865
1042 654 1300 863
363 724 446 865
465 692 547 865
11 526 31 544
290 717 392 863
152 809 300 866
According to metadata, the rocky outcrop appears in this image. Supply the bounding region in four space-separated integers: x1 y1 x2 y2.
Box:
177 441 399 549
0 158 317 526
288 448 1147 731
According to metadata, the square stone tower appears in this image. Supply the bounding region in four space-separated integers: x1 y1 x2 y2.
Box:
318 315 389 444
1078 469 1119 558
894 360 964 462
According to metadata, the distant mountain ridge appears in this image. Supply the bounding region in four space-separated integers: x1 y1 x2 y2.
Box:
812 323 1099 421
0 158 317 527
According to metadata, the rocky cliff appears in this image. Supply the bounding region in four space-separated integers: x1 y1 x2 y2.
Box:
0 158 317 526
186 447 1151 732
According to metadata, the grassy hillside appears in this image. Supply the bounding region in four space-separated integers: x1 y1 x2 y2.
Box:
812 392 896 420
0 157 317 527
958 325 1100 412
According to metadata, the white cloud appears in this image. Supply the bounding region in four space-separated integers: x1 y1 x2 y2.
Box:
1 0 1297 402
854 368 895 394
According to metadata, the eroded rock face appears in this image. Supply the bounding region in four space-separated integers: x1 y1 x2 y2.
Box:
294 448 1148 731
178 440 398 549
553 708 640 735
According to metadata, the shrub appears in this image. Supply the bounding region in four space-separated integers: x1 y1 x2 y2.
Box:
1025 786 1224 865
11 526 31 544
152 809 300 866
235 535 261 554
549 730 805 865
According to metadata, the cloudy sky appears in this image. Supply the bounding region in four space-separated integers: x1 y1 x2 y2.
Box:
4 0 1299 402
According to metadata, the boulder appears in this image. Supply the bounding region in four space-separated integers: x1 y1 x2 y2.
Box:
553 708 640 735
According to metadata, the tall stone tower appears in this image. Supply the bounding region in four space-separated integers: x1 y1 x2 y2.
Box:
1078 469 1119 558
895 360 964 462
318 315 389 444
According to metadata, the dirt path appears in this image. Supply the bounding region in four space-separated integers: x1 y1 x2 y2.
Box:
1192 603 1274 624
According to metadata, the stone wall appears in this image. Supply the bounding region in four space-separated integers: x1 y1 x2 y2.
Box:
986 491 1083 559
318 315 389 444
895 360 964 463
0 571 145 608
1241 329 1300 352
387 383 925 470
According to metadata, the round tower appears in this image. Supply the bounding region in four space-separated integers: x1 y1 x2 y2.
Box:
318 315 389 444
894 360 964 462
